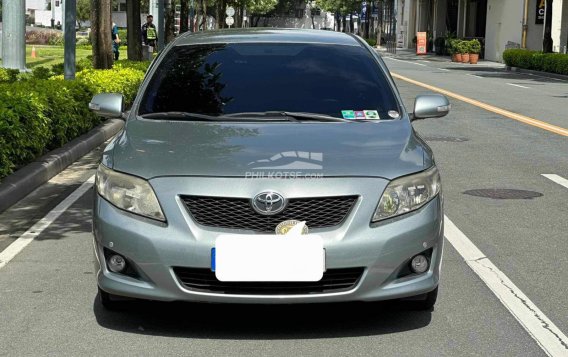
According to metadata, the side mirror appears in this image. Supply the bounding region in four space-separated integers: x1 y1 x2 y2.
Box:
412 94 451 120
89 93 124 118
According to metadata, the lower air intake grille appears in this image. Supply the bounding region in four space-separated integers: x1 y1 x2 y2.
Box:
173 267 365 295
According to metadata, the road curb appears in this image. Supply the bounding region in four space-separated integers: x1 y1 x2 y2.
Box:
0 119 124 214
506 66 568 81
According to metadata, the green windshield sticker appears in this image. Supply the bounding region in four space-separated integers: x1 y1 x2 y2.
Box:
341 110 356 119
364 110 380 119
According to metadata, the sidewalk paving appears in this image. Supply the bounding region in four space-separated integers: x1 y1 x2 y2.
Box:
376 46 506 68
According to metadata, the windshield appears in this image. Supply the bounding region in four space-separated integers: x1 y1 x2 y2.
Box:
138 43 400 120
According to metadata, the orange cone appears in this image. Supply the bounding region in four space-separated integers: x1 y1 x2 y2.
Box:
31 46 37 58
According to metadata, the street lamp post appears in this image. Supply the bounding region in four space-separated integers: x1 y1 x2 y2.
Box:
1 0 26 70
63 0 76 80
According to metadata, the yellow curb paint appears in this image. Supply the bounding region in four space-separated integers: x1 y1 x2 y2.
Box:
392 72 568 137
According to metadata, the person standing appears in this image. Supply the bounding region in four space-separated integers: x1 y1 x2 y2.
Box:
112 22 121 61
142 15 158 50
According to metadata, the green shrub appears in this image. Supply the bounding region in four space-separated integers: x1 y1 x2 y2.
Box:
448 39 461 55
503 49 568 75
469 39 481 54
364 38 377 47
0 79 101 179
0 59 151 180
0 68 21 83
48 33 64 46
457 41 470 54
52 65 147 107
118 29 128 45
32 66 53 80
114 59 151 73
76 37 90 46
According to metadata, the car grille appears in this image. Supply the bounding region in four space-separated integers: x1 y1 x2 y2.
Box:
180 195 358 233
173 267 365 295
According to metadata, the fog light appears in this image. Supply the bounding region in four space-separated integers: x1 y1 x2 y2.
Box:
108 254 126 273
410 254 429 274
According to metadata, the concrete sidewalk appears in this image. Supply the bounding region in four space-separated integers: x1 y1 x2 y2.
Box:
376 46 504 67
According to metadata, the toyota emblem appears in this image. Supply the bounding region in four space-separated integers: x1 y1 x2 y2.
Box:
252 191 286 215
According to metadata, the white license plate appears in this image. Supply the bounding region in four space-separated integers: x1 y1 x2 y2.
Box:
214 235 325 282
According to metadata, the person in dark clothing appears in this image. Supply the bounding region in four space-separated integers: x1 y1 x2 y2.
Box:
112 22 121 60
142 15 158 49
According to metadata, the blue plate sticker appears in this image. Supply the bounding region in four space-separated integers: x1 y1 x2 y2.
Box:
211 248 216 272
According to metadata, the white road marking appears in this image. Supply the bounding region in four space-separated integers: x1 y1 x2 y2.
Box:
437 68 450 72
507 83 530 89
526 73 564 82
445 215 568 356
412 62 428 67
542 174 568 189
383 57 406 63
466 74 483 79
0 176 95 270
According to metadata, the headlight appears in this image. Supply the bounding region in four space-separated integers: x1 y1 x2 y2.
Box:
95 164 166 221
372 166 441 222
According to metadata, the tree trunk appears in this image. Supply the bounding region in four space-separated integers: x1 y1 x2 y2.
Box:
165 0 175 42
215 1 221 29
201 0 207 30
127 0 143 61
180 0 189 33
91 0 113 69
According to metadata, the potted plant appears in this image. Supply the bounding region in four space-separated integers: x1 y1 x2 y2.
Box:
469 39 481 64
459 41 470 63
450 39 462 62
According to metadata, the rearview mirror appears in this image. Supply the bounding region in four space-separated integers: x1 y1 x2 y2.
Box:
412 94 450 120
89 93 124 118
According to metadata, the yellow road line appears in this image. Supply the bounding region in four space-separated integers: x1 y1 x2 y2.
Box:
391 72 568 137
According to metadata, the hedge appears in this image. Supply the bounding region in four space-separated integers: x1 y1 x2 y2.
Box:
0 59 151 180
503 49 568 75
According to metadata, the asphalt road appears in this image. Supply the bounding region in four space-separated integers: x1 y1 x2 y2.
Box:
1 53 567 356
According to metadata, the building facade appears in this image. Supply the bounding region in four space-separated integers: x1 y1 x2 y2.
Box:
396 0 568 61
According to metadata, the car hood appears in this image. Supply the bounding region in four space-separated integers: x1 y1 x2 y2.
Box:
106 118 430 180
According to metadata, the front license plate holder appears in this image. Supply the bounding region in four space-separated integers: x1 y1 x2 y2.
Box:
212 234 325 282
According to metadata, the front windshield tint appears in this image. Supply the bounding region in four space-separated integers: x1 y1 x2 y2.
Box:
138 43 399 119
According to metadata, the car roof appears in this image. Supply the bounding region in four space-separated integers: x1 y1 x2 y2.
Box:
173 28 363 47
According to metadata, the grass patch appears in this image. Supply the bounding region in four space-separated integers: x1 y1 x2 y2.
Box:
0 45 92 69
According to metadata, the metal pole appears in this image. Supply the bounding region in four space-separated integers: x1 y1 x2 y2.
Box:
64 0 76 80
157 0 165 50
1 0 26 70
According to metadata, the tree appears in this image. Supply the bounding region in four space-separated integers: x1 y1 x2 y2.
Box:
77 0 91 24
91 0 113 69
247 0 279 27
180 0 190 33
127 0 143 60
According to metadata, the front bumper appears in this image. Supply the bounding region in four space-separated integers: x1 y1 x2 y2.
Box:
93 177 443 304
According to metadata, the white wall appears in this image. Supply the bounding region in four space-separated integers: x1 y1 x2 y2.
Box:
485 0 523 62
551 0 568 52
526 0 544 51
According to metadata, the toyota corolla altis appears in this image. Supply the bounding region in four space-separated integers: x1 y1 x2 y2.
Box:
90 29 450 310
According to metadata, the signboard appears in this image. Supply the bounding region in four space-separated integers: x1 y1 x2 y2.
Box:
536 0 545 24
416 32 427 55
226 6 235 17
225 16 234 27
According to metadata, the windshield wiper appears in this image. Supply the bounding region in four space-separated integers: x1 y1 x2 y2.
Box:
139 111 289 122
225 111 350 122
